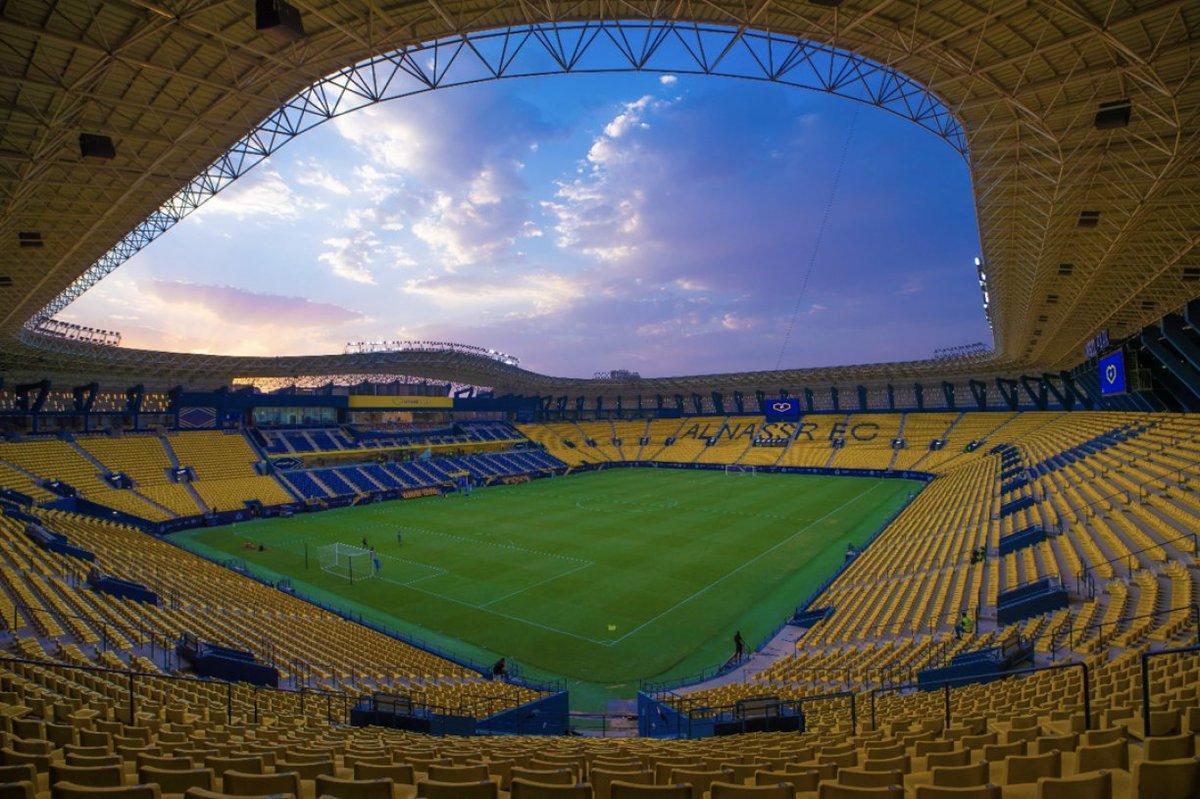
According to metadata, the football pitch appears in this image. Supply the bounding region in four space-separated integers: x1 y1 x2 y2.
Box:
175 468 919 707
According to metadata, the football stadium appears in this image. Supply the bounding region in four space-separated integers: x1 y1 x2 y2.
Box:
2 0 1200 797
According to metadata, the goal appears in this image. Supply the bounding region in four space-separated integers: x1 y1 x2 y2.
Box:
724 465 757 476
316 543 376 583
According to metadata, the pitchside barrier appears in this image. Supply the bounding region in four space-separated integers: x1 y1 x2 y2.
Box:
637 689 854 739
574 460 937 482
351 688 570 736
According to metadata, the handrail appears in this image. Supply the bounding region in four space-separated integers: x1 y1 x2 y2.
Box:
660 691 855 738
868 661 1090 732
11 602 183 670
1075 532 1198 583
1064 463 1197 520
1050 603 1199 658
1139 641 1200 736
0 653 354 725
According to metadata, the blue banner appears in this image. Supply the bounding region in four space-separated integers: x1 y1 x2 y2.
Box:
1099 350 1126 395
763 397 801 421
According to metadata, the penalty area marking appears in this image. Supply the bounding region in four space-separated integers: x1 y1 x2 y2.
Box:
225 478 891 649
606 479 887 645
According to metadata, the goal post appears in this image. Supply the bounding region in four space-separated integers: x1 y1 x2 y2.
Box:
316 543 377 583
724 464 757 476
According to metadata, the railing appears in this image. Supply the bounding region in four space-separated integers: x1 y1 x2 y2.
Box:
1140 642 1200 735
0 654 353 725
1049 603 1199 659
868 661 1090 731
9 603 179 671
355 688 540 722
568 711 635 737
1075 531 1198 586
654 691 855 739
1065 464 1197 522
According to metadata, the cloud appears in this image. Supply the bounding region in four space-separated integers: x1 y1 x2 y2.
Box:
659 74 677 85
333 89 560 268
62 79 987 376
194 168 324 221
319 231 382 284
144 280 364 327
400 272 584 317
294 159 351 195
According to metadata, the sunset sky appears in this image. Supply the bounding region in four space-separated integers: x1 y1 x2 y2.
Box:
64 72 991 378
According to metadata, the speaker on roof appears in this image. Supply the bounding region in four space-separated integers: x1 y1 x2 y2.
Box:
256 0 304 43
79 133 116 159
1094 99 1131 130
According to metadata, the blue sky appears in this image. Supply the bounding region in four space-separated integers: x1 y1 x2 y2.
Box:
64 72 990 378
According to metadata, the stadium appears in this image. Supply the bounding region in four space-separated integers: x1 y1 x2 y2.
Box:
1 0 1200 797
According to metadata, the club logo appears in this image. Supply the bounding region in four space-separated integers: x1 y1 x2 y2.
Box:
771 401 793 412
1105 364 1118 384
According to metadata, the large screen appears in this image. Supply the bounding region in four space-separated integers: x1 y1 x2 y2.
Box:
1099 350 1127 396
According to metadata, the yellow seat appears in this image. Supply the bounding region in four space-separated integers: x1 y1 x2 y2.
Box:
817 785 902 799
594 769 653 799
510 779 592 799
52 785 161 799
221 770 300 797
137 765 214 796
1032 771 1111 799
1130 756 1200 799
49 763 124 789
316 774 395 799
611 784 692 799
417 779 497 799
1143 735 1194 763
513 769 574 786
914 787 1001 799
710 782 797 799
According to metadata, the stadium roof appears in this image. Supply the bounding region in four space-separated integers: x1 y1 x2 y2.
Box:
2 0 1198 391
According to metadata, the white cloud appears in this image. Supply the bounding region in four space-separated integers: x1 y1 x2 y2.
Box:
341 207 377 230
659 74 677 85
194 169 323 221
401 273 583 317
318 231 381 284
294 160 351 195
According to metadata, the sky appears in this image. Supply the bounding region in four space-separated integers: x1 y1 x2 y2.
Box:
63 72 991 378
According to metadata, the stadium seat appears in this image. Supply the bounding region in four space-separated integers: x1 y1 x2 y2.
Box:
710 782 796 799
1031 771 1112 799
913 787 1001 799
611 784 692 799
1129 757 1199 799
315 774 395 799
510 780 592 799
417 780 497 799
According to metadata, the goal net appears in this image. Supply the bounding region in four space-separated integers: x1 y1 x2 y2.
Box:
316 543 376 583
724 465 757 476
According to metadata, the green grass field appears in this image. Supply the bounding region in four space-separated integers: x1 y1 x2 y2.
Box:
175 468 919 709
